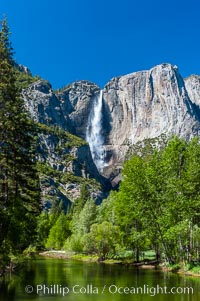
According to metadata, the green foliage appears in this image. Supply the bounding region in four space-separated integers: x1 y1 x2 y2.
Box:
125 134 168 160
64 234 84 253
37 123 87 148
36 211 51 247
72 198 96 234
15 69 40 89
83 222 121 259
0 17 13 63
37 162 61 178
0 17 41 264
46 212 71 250
96 136 200 264
72 184 91 213
36 135 200 267
64 197 97 253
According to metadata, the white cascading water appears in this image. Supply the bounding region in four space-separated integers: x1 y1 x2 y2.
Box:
86 90 105 171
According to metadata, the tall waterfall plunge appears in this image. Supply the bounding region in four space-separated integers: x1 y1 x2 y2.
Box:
86 90 105 171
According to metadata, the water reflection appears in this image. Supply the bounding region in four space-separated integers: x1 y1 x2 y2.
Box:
0 257 199 301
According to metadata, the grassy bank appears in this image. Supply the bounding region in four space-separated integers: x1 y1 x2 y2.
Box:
38 250 200 278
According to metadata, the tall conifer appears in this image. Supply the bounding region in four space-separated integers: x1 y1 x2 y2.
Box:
0 17 41 258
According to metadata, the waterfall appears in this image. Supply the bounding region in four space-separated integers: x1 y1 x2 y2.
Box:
86 90 105 171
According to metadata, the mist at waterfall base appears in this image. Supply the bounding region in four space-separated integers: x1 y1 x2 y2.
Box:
86 90 106 172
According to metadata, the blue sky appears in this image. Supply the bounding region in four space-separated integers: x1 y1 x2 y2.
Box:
0 0 200 89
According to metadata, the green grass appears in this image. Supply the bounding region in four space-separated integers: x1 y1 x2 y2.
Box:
71 254 98 262
190 266 200 274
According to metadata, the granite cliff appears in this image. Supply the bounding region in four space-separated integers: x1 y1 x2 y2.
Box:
185 74 200 109
22 63 200 192
22 81 110 207
101 64 200 178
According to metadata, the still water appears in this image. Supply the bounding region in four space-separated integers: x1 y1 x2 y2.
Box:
0 257 200 301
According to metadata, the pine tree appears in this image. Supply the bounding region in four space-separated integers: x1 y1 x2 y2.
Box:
0 17 41 258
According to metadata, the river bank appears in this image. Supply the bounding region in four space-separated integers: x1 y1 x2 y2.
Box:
2 256 200 301
39 250 200 278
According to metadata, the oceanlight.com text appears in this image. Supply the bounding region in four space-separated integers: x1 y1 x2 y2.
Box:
25 283 194 297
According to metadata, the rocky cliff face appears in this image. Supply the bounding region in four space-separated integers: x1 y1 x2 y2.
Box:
23 81 70 129
101 64 200 178
57 80 100 137
23 79 100 135
23 63 200 189
185 75 200 107
35 124 110 208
